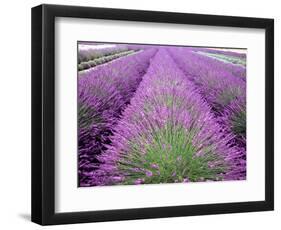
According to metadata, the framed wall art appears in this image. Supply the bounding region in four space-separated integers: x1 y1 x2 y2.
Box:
31 4 274 225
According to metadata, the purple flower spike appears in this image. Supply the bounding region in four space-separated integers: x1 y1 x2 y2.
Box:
134 178 145 185
146 170 153 177
150 163 159 169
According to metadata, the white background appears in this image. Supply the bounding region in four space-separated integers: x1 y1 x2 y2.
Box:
0 0 279 229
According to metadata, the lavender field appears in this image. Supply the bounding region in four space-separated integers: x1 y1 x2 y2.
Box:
78 42 246 187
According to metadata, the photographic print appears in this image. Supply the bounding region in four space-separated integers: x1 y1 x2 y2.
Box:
32 5 274 224
78 42 247 187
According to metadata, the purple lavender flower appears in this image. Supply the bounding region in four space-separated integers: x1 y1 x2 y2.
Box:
146 170 153 177
134 178 145 185
150 163 159 169
219 97 246 152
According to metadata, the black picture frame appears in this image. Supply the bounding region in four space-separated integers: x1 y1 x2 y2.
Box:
31 4 274 225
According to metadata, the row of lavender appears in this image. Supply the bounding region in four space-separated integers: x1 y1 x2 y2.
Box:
78 50 136 71
92 49 245 185
168 47 246 149
78 48 157 186
78 44 136 63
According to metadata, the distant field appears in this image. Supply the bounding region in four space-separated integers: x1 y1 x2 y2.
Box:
197 51 246 67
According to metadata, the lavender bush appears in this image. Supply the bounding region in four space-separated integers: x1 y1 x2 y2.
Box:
219 97 246 148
